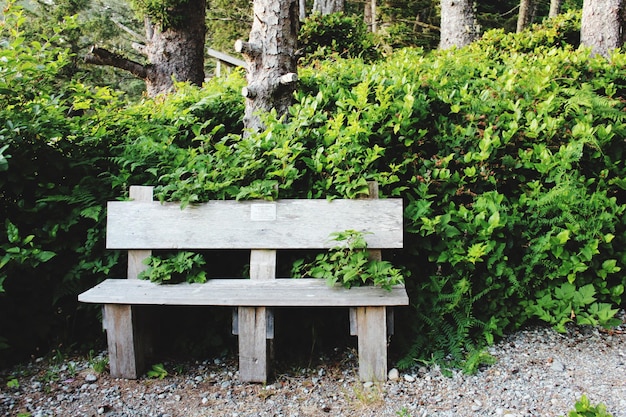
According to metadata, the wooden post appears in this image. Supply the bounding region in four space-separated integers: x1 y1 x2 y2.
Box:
355 306 388 381
104 304 146 378
104 185 153 379
350 181 389 381
239 249 276 382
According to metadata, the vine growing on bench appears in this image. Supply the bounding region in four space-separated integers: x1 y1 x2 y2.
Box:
292 230 405 291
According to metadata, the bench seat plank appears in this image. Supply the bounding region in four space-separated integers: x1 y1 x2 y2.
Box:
78 278 409 307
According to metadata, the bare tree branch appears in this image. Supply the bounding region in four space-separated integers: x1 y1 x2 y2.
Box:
112 18 145 41
84 46 149 79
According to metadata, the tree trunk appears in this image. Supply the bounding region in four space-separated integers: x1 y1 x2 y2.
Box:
236 0 299 133
312 0 344 15
363 0 377 32
549 0 563 18
439 0 478 49
581 0 626 58
85 0 206 97
517 0 535 33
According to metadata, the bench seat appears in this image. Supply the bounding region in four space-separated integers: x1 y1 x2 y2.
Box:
79 278 409 307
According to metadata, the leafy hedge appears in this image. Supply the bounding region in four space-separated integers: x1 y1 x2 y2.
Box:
1 8 625 369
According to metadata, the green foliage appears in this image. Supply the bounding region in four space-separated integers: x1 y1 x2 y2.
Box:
299 12 386 64
88 350 109 374
147 363 169 379
0 4 126 365
1 220 56 293
561 395 614 417
131 0 188 29
292 230 405 291
526 283 621 333
139 252 208 284
6 378 20 389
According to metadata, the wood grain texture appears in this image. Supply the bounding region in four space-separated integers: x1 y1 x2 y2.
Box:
355 306 387 382
106 199 403 250
238 306 268 383
103 304 145 379
127 186 153 279
79 279 409 307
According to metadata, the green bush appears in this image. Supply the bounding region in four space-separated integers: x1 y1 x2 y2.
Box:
0 5 126 363
298 12 386 64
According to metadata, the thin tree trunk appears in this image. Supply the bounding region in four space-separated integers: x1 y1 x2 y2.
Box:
312 0 344 15
236 0 299 133
549 0 563 17
439 0 478 49
517 0 535 33
581 0 626 57
364 0 377 32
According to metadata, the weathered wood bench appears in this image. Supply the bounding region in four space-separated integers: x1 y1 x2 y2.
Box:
78 185 408 383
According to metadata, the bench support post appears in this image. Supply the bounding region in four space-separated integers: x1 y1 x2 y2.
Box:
238 249 276 383
355 306 388 382
104 185 153 379
238 306 269 383
103 304 146 378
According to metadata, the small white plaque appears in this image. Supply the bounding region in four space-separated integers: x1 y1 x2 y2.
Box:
250 203 277 221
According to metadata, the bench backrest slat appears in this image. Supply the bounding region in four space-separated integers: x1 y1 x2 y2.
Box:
106 199 403 250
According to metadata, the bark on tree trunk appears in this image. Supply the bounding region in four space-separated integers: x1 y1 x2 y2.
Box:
312 0 344 15
549 0 563 18
84 0 206 97
517 0 536 33
236 0 299 133
364 0 376 32
439 0 478 49
144 0 206 96
581 0 626 58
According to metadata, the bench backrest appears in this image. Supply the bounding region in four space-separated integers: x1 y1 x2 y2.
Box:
107 198 403 250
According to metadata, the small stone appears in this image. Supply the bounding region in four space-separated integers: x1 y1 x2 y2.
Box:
550 360 565 372
388 368 400 381
403 374 416 383
85 374 98 383
194 376 203 382
201 397 209 405
220 381 231 389
363 381 374 388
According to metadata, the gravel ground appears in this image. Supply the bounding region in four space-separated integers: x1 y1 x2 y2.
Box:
1 319 625 417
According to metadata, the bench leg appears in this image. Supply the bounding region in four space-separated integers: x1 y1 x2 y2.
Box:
103 304 146 379
238 306 268 383
355 306 388 382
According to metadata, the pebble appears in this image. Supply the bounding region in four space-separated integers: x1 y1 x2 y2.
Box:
85 374 98 383
388 368 400 381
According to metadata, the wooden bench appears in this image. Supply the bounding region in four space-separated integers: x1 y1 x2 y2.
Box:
78 185 408 383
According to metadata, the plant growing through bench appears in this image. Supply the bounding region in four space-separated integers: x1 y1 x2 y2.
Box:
139 251 207 284
136 230 404 291
292 230 405 291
